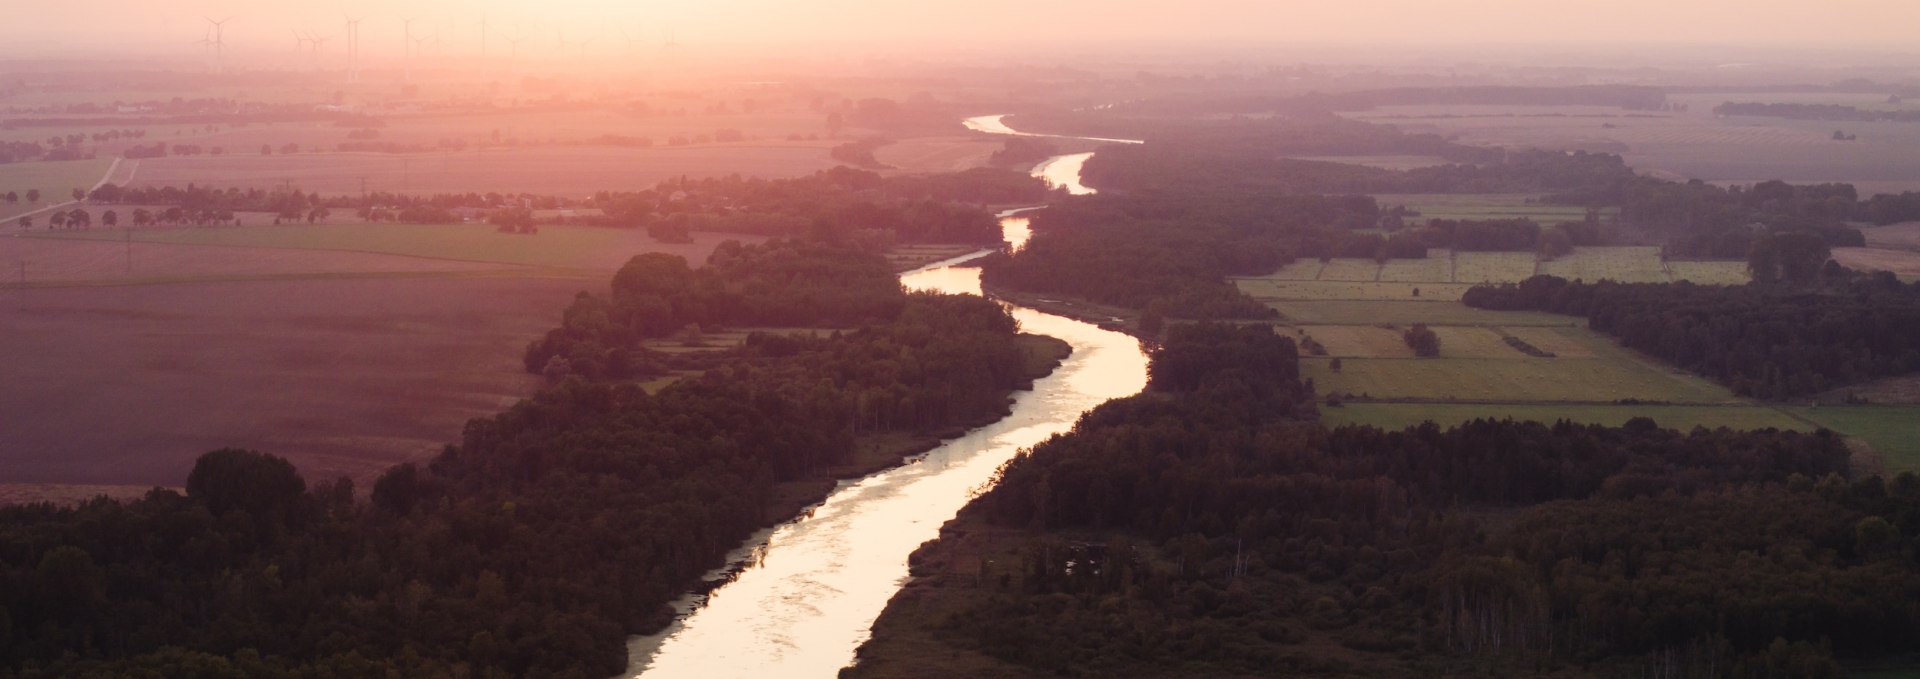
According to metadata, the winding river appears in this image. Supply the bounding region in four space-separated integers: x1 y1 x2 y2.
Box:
623 116 1147 678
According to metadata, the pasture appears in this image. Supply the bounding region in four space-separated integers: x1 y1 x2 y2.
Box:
873 137 1002 173
0 234 523 286
1372 193 1603 222
1304 356 1736 404
1269 299 1578 325
31 222 744 272
1323 402 1809 433
1833 247 1920 280
1353 104 1920 195
1788 406 1920 471
0 276 588 488
1290 154 1450 170
124 144 839 195
1232 247 1749 304
0 158 115 219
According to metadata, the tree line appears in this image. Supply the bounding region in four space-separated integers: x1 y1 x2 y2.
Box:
1462 270 1920 399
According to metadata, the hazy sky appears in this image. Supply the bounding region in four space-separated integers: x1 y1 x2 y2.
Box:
5 0 1919 57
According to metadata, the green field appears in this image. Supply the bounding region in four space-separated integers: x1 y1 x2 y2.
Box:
0 158 114 219
1272 300 1579 326
1325 402 1809 432
1234 247 1747 295
1371 193 1611 222
31 222 746 271
1305 356 1736 403
1787 406 1920 471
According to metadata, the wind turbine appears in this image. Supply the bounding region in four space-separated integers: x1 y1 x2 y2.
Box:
203 16 232 72
343 14 364 83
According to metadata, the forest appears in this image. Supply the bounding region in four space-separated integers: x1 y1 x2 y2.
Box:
1463 269 1920 399
979 186 1379 318
853 320 1918 679
0 246 1062 678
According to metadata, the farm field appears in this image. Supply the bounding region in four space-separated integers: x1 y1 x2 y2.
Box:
0 235 526 286
873 137 1001 173
1270 299 1579 325
1303 356 1736 403
1353 104 1920 194
124 144 839 195
1324 402 1809 432
0 158 115 219
1862 221 1920 250
1833 247 1920 279
30 222 745 272
0 276 587 489
1232 247 1749 302
1372 193 1604 222
1290 154 1450 170
1788 406 1920 471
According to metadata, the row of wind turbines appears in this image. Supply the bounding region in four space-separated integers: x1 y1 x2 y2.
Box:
194 15 681 75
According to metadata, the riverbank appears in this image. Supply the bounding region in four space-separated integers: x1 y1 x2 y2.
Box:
758 333 1072 526
628 331 1074 641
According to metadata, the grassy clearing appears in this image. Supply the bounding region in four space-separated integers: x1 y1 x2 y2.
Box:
1665 260 1754 285
1787 406 1920 471
31 222 743 271
1305 355 1734 403
1301 326 1415 358
1324 402 1810 432
1833 247 1920 280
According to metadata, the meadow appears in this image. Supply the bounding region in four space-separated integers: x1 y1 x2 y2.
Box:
30 222 744 272
124 144 840 195
0 158 116 219
1323 402 1809 432
1304 355 1735 403
1351 104 1920 195
1232 246 1749 304
1787 406 1920 471
1371 193 1606 221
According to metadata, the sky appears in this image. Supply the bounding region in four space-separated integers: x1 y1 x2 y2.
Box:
4 0 1919 57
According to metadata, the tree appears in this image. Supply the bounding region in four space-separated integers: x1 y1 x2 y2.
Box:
184 448 307 520
372 462 425 515
101 210 118 228
71 188 84 202
48 210 66 229
17 215 30 229
1330 357 1344 372
67 209 90 229
4 191 15 203
26 189 40 204
1403 324 1440 357
132 208 152 227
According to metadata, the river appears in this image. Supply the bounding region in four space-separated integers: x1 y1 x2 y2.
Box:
623 116 1147 678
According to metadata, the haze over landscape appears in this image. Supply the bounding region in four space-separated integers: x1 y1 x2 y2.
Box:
3 1 1920 677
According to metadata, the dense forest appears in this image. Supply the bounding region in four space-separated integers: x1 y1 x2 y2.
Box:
0 246 1065 677
980 187 1379 318
853 321 1918 678
1463 270 1920 398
